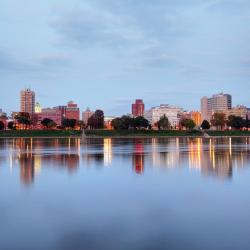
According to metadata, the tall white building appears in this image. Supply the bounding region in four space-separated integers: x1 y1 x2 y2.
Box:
145 104 183 127
201 93 232 121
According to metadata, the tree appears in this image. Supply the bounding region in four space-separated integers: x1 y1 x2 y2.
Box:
41 118 54 128
15 112 31 129
156 115 170 130
8 121 15 130
77 120 85 130
111 118 123 130
0 121 5 130
227 116 245 130
88 110 104 129
211 113 226 131
48 121 57 129
180 118 196 130
134 116 149 129
246 114 250 129
121 115 132 129
62 119 77 129
200 120 210 130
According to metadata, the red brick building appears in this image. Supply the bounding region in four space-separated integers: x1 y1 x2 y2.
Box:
38 108 63 126
132 99 145 117
65 101 80 121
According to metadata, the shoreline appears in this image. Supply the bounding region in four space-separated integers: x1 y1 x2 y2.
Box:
0 135 250 139
1 130 250 139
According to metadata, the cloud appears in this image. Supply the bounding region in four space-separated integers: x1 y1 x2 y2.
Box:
0 50 30 72
0 48 72 77
49 0 196 51
36 54 71 67
50 4 144 49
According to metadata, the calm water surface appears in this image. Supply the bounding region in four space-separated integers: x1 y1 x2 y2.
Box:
0 137 250 250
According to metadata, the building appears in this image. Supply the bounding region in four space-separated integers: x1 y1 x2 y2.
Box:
38 108 63 126
224 105 247 119
201 93 232 122
0 109 7 118
132 99 145 117
145 104 183 128
35 102 42 113
104 116 116 130
65 101 80 121
54 106 67 120
82 107 94 125
20 88 35 114
190 111 202 126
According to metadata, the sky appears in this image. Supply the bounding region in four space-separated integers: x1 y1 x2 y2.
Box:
0 0 250 115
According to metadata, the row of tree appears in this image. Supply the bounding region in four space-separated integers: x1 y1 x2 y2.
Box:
111 115 197 131
206 113 250 130
0 110 105 130
111 116 149 130
1 111 248 132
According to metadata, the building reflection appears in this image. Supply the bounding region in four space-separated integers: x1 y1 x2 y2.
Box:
132 139 145 174
19 153 35 185
2 137 250 184
150 137 250 179
7 138 80 185
151 138 181 168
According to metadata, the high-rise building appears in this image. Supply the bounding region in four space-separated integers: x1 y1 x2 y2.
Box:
20 88 35 114
82 107 94 125
201 93 232 122
65 101 80 121
132 99 145 117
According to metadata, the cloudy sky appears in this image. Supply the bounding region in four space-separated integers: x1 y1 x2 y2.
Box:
0 0 250 115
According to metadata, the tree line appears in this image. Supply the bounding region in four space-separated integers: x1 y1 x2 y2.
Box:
200 113 250 131
0 110 249 131
0 110 105 130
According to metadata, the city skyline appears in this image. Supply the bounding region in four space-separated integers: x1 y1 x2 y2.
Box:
1 0 250 115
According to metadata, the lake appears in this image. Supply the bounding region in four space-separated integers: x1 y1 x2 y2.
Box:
0 137 250 250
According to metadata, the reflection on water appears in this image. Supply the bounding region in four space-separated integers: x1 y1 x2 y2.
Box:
0 137 250 185
1 137 250 250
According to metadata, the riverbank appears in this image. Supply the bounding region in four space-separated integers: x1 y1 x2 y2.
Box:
0 129 250 138
0 130 82 138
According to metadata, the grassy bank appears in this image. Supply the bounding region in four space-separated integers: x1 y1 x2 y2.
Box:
0 130 82 138
0 129 250 138
85 129 250 137
85 129 203 137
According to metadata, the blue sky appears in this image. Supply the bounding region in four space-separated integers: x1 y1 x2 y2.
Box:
0 0 250 115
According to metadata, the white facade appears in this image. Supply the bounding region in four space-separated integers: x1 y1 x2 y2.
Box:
145 104 183 127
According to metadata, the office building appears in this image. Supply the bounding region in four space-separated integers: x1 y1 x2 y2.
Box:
145 104 183 128
20 88 35 114
201 93 232 121
224 105 247 119
38 108 63 126
82 108 94 125
65 101 80 121
132 99 145 117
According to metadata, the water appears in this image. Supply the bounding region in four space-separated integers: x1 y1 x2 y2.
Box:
0 137 250 250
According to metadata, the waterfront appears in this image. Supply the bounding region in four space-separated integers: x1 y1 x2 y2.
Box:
0 138 250 250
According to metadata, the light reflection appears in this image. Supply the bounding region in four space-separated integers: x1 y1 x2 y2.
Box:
104 138 112 166
1 137 250 186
